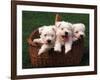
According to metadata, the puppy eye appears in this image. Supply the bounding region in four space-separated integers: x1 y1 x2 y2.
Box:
44 34 47 37
61 28 63 30
75 31 78 33
51 35 54 37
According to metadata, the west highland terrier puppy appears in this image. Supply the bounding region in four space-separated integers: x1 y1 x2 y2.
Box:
33 25 56 55
54 21 73 54
72 23 85 41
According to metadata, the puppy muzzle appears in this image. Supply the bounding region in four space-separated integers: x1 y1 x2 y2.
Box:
61 34 69 41
47 40 51 43
79 34 84 39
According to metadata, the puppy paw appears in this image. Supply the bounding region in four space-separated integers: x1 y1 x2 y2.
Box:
54 47 61 52
33 39 38 42
65 47 71 54
38 50 44 55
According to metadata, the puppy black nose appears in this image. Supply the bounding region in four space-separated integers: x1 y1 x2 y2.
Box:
47 40 51 43
65 32 68 35
80 35 84 38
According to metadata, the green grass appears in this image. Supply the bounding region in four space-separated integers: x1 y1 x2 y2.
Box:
22 11 89 68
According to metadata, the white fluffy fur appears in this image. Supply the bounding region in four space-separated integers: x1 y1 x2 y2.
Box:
72 23 85 41
33 25 56 55
54 21 73 54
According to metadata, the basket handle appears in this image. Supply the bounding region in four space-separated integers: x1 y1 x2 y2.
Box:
55 14 62 24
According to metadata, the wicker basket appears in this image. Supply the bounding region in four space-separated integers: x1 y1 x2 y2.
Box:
27 29 84 68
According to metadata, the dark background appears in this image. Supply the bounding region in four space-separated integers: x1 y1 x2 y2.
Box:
22 11 89 69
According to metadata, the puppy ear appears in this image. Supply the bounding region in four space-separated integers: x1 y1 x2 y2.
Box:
39 27 44 34
68 22 73 28
52 27 56 32
72 24 75 29
81 23 85 31
68 22 73 31
55 22 61 28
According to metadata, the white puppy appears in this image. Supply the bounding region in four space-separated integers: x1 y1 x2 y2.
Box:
33 25 56 55
72 23 85 41
54 21 73 54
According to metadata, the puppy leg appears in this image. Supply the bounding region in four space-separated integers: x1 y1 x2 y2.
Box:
65 41 72 54
33 38 42 43
54 42 61 52
38 44 49 55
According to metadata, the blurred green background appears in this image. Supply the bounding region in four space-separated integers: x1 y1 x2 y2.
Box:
22 11 89 69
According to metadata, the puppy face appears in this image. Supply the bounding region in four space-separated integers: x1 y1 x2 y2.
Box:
39 26 56 44
72 23 85 40
55 21 73 41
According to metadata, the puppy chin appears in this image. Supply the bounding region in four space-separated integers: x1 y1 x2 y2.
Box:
73 37 78 41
